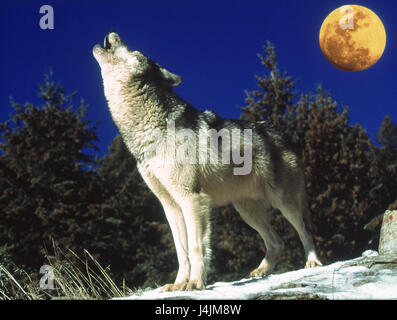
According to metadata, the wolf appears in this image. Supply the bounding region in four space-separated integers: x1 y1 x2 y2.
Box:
93 31 322 291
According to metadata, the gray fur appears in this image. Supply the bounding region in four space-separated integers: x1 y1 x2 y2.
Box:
93 32 322 291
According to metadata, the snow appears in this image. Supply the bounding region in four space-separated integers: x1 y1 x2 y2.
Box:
116 251 397 300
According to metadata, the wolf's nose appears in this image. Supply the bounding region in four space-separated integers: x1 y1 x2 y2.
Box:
108 29 116 35
107 30 118 38
108 32 120 44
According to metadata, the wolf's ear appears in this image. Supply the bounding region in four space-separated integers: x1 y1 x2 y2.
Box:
158 66 182 88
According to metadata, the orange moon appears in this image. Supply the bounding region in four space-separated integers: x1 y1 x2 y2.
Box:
319 5 386 72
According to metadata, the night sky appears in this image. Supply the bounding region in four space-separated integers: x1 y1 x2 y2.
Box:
1 0 396 156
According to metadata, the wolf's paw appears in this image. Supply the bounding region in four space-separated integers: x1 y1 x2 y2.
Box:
305 257 323 268
160 279 205 292
185 279 205 291
249 267 271 278
160 281 188 292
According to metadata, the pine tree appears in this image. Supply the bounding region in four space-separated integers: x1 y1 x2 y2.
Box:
285 88 375 262
0 74 177 288
0 73 102 267
378 116 397 210
240 41 297 131
365 116 397 234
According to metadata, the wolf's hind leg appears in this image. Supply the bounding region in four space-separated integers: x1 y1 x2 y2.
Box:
233 199 284 278
277 198 322 269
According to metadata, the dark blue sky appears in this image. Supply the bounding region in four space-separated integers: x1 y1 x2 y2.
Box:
1 0 396 156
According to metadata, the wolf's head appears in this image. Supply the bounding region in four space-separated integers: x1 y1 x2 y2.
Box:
93 32 182 89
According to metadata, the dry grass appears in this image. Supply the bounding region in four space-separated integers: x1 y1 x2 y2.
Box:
0 246 135 300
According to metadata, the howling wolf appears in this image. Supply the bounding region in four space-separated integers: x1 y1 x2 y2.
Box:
93 32 322 291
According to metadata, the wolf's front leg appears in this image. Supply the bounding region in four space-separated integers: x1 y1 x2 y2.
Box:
137 167 191 292
159 200 191 292
177 193 211 290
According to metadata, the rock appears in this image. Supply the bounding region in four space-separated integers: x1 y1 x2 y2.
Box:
379 210 397 255
342 253 397 270
256 292 328 300
117 250 397 300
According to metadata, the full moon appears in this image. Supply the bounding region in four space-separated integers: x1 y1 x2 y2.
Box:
319 5 386 72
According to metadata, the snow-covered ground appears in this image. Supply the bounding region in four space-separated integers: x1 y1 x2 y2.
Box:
117 250 397 300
